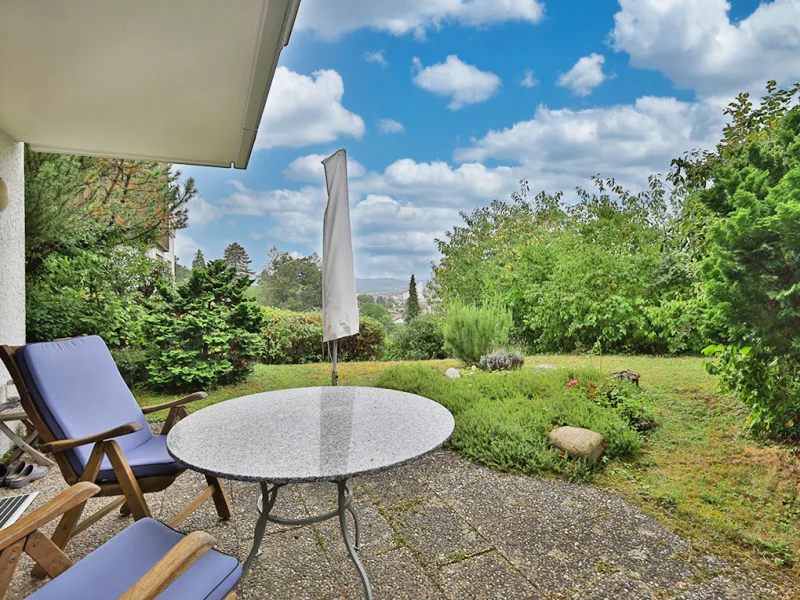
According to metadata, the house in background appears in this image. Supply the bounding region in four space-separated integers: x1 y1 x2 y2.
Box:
146 216 178 280
0 0 300 426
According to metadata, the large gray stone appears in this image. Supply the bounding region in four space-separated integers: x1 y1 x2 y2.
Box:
445 367 461 379
548 427 607 461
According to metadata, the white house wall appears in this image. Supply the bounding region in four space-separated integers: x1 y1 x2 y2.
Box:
0 131 25 454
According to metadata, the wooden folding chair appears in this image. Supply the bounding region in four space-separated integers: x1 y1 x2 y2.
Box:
0 482 239 599
0 336 231 578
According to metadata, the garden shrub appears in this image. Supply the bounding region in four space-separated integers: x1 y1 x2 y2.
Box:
698 105 800 438
261 307 385 364
386 314 447 361
479 349 524 372
110 348 149 387
375 364 643 481
589 379 657 432
443 301 512 363
143 260 265 391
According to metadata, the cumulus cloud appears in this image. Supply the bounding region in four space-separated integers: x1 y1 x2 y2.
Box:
295 0 545 40
174 232 203 264
412 55 501 110
611 0 800 97
556 53 607 96
377 118 405 134
284 153 366 182
256 67 365 149
456 96 724 189
521 69 538 88
364 50 388 67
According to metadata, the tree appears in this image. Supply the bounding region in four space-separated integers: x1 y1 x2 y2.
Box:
257 247 322 311
175 259 191 284
192 249 206 271
358 296 395 333
144 260 265 391
223 242 254 278
697 100 800 438
405 274 421 322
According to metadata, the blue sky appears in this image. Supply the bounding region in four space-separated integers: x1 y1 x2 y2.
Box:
175 0 800 279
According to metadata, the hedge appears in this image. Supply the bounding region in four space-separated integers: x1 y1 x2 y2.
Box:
262 307 385 364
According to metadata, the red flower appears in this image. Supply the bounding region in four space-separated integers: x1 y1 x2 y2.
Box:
567 379 578 388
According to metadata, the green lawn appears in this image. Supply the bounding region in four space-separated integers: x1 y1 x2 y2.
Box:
135 355 800 583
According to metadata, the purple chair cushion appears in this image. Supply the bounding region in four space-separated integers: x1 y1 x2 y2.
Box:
28 518 241 600
16 336 154 478
96 435 184 483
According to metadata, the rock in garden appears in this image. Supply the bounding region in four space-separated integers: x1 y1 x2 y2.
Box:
445 367 461 379
535 364 558 371
611 370 640 386
548 426 607 461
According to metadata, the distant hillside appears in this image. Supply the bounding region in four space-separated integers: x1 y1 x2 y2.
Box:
355 278 406 294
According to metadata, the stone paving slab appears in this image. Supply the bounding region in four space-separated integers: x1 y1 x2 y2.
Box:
1 441 794 599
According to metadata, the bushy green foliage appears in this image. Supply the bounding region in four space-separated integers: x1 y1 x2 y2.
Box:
690 94 800 438
375 364 643 481
110 348 149 387
386 314 447 361
357 296 395 334
26 247 169 345
257 247 322 311
143 261 265 391
443 302 512 363
261 307 385 364
589 379 657 432
430 178 704 354
479 349 524 372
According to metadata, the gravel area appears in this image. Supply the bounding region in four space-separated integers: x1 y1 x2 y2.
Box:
1 440 794 599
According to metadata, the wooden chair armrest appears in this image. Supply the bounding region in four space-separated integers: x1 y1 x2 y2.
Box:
0 482 100 550
119 531 217 600
141 392 208 415
39 422 143 453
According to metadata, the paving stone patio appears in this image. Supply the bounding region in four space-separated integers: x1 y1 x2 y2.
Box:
2 444 793 599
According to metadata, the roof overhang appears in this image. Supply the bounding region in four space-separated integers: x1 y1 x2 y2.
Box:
0 0 300 169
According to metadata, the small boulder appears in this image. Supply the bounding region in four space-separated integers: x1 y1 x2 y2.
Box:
548 426 607 461
445 367 461 380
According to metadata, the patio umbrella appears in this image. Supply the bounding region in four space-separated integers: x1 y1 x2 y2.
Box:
322 149 359 386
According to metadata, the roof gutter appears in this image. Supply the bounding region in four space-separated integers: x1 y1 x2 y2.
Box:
234 0 301 169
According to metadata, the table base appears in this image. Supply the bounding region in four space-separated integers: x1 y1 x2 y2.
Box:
242 481 372 600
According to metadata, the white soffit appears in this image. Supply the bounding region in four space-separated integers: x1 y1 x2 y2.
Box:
0 0 299 169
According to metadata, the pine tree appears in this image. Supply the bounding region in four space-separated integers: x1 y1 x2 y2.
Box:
222 243 254 279
191 249 206 270
405 274 421 322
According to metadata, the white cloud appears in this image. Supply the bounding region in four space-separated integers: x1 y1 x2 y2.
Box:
364 50 388 67
295 0 545 40
556 53 607 97
256 67 365 149
412 55 501 110
377 118 405 134
353 158 521 206
284 153 366 182
521 69 538 88
186 194 222 226
457 96 723 189
174 232 203 264
611 0 800 97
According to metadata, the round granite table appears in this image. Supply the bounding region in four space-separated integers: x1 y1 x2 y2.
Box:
167 386 455 600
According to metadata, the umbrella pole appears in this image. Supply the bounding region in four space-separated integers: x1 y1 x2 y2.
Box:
331 339 339 386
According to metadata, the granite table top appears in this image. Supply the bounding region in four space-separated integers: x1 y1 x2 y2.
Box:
166 386 455 484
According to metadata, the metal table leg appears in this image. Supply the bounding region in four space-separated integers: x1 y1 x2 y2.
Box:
241 480 373 599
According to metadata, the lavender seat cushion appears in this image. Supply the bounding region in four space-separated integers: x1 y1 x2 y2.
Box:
28 518 241 600
17 336 182 481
